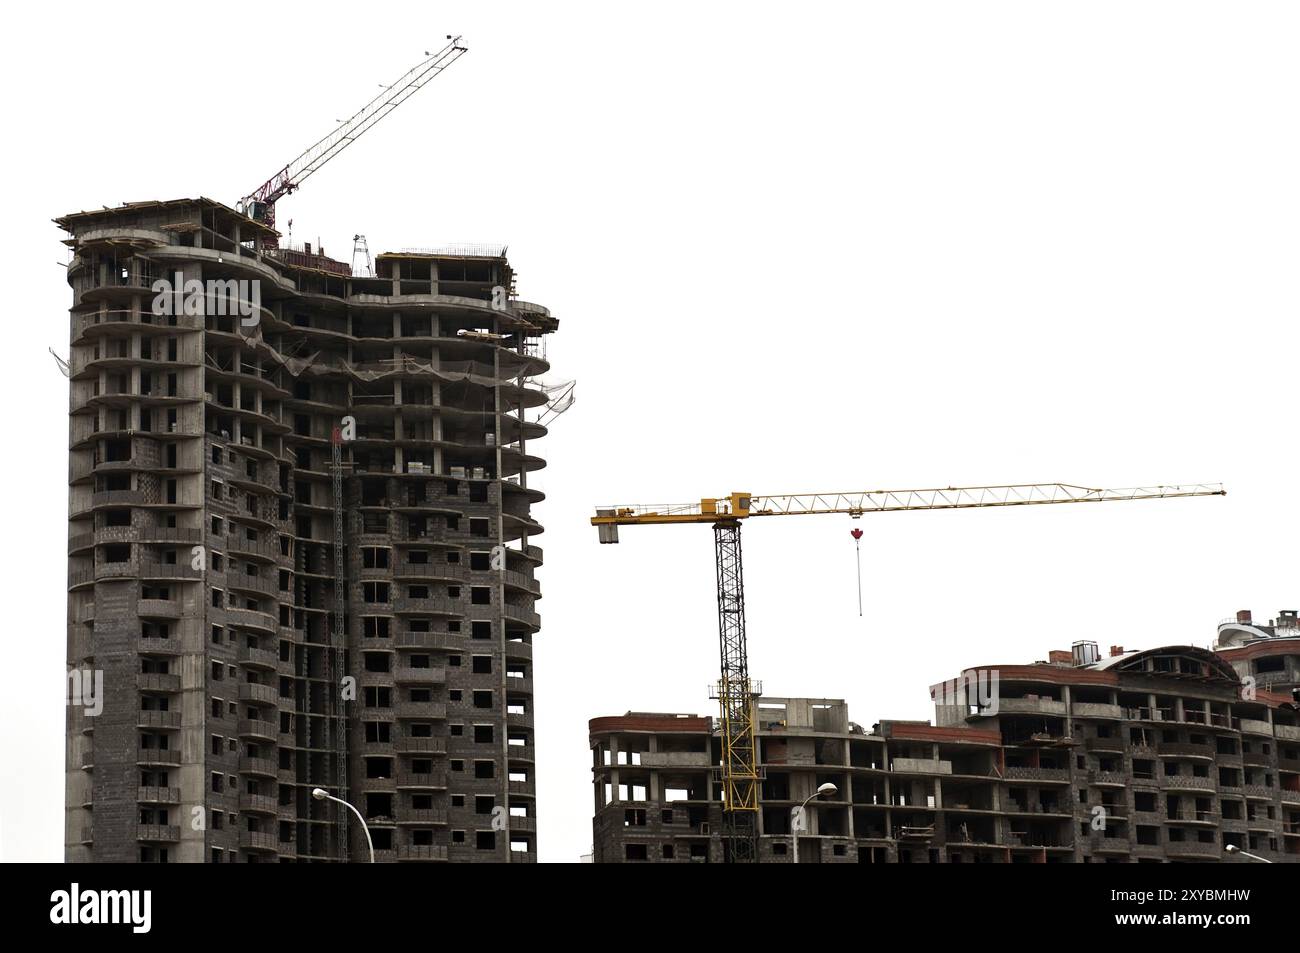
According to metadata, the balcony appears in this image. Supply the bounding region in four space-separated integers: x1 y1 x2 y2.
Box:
136 710 181 729
237 718 277 742
138 636 181 656
240 830 279 853
137 786 181 804
1239 718 1273 737
237 645 279 670
396 844 448 862
239 755 278 777
396 632 457 651
1084 736 1125 753
1087 834 1131 854
138 599 183 619
394 702 447 720
1072 703 1124 720
1090 771 1128 787
1003 766 1070 783
238 682 279 706
136 824 181 843
136 672 181 693
136 747 181 765
239 792 280 815
639 748 712 764
394 666 446 685
1164 839 1220 860
998 698 1068 716
397 809 448 826
1157 742 1215 761
507 745 537 763
1160 774 1216 792
396 771 447 789
396 736 446 755
502 604 541 629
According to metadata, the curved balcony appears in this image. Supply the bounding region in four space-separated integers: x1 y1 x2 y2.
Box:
239 830 279 854
1160 774 1217 793
222 607 278 634
1157 742 1215 761
238 682 279 706
239 754 277 777
237 645 279 670
502 604 541 630
237 718 277 743
238 792 280 816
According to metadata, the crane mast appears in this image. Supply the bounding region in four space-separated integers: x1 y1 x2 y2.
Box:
593 481 1225 863
238 36 468 240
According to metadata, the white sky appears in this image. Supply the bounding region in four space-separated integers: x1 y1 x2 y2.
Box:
2 1 1297 863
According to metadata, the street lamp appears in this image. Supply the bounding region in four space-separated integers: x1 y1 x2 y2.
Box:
791 782 838 864
1224 843 1271 863
312 787 375 863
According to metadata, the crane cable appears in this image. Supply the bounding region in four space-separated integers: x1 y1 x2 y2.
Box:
851 527 863 616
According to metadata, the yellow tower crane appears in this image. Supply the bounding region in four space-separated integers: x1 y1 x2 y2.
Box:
591 482 1225 863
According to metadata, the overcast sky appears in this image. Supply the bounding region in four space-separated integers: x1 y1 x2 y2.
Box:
2 1 1297 863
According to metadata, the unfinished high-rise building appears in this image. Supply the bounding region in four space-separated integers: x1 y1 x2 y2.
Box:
590 612 1300 863
61 198 556 862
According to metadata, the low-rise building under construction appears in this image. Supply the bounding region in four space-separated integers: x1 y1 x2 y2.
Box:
590 610 1300 862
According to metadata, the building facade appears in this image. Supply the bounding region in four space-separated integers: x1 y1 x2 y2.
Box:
591 616 1300 862
62 198 555 861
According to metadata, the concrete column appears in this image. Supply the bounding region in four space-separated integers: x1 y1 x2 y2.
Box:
609 735 619 803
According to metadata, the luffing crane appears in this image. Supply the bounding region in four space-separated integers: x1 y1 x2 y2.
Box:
237 36 468 241
591 482 1226 863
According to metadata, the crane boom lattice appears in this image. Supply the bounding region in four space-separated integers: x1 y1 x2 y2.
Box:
239 36 468 237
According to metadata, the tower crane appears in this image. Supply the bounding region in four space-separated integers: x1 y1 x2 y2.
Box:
237 36 468 240
591 481 1226 863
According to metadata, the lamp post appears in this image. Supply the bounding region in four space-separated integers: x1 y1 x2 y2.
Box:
312 787 375 863
1224 843 1271 863
791 782 838 864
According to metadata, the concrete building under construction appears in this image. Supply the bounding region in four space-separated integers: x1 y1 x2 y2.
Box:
590 611 1300 863
61 198 558 862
